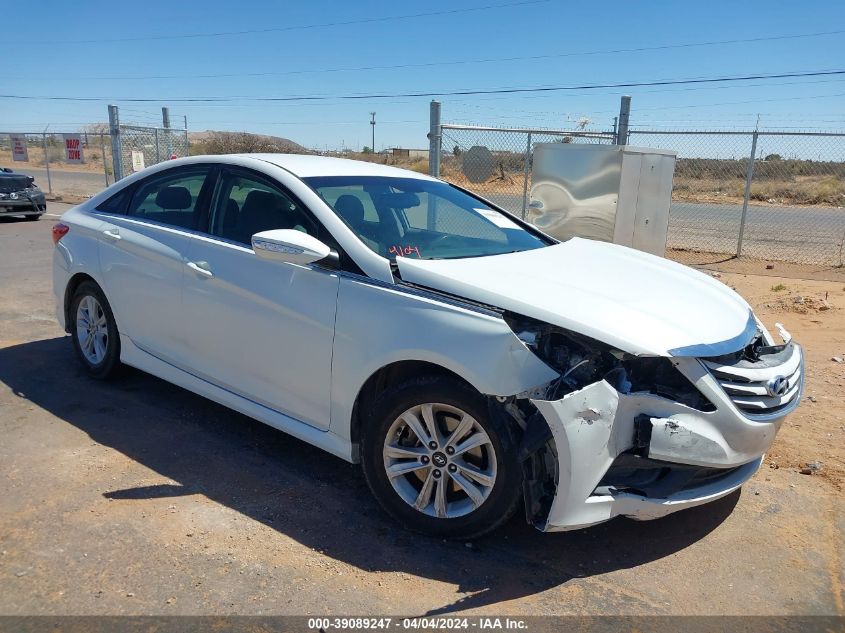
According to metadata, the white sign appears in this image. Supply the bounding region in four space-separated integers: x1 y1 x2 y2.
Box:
10 134 28 161
62 134 84 163
131 150 146 172
475 208 519 229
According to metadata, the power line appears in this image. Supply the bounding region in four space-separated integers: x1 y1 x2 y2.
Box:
47 0 546 44
437 77 845 109
2 69 843 103
7 29 841 81
625 91 845 112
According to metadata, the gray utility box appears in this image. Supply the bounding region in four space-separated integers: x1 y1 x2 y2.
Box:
527 143 676 256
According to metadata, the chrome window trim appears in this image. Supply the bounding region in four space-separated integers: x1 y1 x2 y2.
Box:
90 210 206 239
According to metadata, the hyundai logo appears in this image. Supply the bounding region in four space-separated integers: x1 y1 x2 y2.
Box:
766 375 789 397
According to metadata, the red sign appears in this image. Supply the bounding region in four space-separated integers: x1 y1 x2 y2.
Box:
10 134 28 161
62 134 84 164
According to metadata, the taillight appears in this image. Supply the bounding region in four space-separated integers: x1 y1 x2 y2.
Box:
52 223 70 244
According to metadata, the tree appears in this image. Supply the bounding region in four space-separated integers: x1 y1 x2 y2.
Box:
453 145 462 157
765 153 782 161
362 146 373 154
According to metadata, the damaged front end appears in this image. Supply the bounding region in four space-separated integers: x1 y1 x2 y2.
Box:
499 312 802 532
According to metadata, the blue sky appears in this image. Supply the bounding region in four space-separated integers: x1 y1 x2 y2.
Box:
2 0 844 150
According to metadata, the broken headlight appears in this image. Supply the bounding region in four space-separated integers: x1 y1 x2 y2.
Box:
505 312 713 410
504 312 622 393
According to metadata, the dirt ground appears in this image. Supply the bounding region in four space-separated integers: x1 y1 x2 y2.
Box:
0 148 109 175
0 207 842 617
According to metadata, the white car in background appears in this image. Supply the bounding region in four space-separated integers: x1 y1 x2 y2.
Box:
52 154 802 538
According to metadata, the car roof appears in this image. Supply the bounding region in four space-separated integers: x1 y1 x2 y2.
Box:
238 153 438 181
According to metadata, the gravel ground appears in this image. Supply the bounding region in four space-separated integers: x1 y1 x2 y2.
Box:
0 206 842 616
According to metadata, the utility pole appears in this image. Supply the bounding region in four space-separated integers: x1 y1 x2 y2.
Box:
161 107 171 129
617 95 631 145
370 112 376 152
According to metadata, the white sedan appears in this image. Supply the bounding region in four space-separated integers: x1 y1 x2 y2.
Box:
52 154 802 538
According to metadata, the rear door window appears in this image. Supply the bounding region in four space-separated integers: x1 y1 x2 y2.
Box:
128 166 212 230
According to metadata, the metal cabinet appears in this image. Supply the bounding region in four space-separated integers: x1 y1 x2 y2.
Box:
528 143 676 256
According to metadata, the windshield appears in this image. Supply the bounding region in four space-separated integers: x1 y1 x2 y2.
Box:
304 176 551 260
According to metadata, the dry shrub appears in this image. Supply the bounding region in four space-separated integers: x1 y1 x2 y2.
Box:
193 131 308 155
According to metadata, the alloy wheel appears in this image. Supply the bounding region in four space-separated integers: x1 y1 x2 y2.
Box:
382 402 497 519
75 295 108 365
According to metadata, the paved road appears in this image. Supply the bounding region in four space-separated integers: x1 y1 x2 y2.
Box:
16 167 110 197
0 213 842 617
485 193 845 265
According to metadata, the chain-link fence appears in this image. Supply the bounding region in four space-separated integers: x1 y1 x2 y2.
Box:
3 109 191 200
430 104 845 267
1 131 113 196
629 130 845 266
438 124 616 218
118 124 190 178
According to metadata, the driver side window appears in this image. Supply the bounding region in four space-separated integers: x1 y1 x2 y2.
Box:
209 171 317 246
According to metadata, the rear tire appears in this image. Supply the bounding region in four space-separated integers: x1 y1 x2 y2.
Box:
361 375 522 539
24 214 40 221
69 281 122 380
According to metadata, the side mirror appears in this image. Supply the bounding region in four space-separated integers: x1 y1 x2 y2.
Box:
251 229 332 265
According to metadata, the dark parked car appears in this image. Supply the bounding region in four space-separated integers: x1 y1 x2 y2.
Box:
0 168 46 220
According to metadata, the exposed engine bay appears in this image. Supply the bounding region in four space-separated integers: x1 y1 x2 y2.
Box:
504 312 713 409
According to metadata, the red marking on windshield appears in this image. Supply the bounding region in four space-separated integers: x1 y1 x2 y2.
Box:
389 245 422 258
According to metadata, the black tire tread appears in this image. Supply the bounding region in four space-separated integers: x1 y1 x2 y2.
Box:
361 375 523 540
69 280 123 380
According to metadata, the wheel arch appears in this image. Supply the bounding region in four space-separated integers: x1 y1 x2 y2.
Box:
63 272 100 333
348 359 478 461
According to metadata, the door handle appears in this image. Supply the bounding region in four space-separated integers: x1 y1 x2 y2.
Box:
102 228 121 241
187 261 214 278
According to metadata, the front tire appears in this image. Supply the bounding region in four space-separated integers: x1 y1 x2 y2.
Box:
361 375 522 539
69 281 122 379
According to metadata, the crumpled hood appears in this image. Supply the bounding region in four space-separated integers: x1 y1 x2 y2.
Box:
396 238 754 357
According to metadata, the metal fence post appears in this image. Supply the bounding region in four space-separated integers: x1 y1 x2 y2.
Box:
154 128 161 163
428 100 441 177
737 130 758 258
617 96 631 145
100 132 109 186
41 132 52 195
108 104 124 181
161 106 172 159
520 132 532 218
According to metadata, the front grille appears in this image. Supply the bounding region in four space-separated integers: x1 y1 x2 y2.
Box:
702 341 802 419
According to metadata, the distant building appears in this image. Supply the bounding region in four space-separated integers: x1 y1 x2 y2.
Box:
391 148 429 160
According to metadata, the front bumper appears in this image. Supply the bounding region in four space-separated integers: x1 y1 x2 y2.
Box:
0 196 46 216
529 348 802 531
